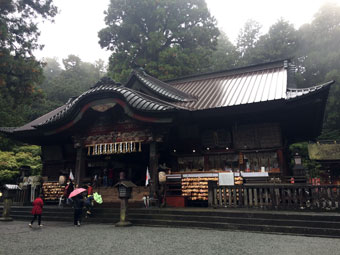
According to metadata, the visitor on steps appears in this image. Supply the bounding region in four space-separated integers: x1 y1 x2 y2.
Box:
108 168 114 187
103 168 108 187
73 194 84 226
64 180 74 205
85 183 94 217
29 194 44 227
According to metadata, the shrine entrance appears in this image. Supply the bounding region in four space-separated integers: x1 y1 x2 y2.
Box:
85 143 150 187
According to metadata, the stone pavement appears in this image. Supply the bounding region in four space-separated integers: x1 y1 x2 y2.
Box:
1 220 339 255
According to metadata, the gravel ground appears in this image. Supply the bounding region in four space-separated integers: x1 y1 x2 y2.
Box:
1 220 339 255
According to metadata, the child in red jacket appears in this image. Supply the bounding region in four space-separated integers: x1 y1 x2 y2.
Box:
29 194 44 227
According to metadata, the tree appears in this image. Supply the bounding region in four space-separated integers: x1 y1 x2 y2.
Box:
296 3 340 139
0 0 57 136
236 19 262 66
0 145 42 185
98 0 219 82
297 3 340 87
205 31 239 72
253 19 299 64
34 55 106 115
42 57 62 79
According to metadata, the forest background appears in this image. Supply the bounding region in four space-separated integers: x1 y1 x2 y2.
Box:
1 0 340 182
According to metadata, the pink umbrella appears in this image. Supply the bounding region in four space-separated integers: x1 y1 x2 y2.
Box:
68 188 87 198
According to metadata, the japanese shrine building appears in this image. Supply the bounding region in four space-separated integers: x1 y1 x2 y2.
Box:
0 59 334 198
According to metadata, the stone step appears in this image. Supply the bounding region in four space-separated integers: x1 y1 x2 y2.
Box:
4 206 340 222
130 218 340 238
2 206 340 238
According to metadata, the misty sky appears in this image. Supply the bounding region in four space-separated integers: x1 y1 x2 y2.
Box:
34 0 340 65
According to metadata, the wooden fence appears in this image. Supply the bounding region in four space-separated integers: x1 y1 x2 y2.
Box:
12 188 30 205
0 186 34 206
208 182 340 211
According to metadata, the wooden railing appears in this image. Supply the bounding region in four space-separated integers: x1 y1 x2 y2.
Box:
0 186 33 206
208 182 340 211
12 188 30 205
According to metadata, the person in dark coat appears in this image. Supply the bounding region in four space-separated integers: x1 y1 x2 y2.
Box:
29 194 44 227
73 194 84 226
64 180 74 205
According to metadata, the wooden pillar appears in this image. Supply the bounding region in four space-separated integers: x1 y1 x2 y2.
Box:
149 141 159 198
75 147 85 187
277 149 289 176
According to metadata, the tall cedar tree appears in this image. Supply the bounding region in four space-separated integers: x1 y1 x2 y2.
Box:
99 0 219 82
297 3 340 138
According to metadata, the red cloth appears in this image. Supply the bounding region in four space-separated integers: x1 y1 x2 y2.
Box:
31 197 44 215
108 169 114 179
87 186 93 195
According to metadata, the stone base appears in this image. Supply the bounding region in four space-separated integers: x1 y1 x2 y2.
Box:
115 221 132 227
0 217 13 221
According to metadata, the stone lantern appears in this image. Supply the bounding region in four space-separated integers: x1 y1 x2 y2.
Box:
114 172 136 227
0 184 21 221
293 153 306 177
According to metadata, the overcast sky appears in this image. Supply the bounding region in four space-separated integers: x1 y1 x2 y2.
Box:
34 0 340 65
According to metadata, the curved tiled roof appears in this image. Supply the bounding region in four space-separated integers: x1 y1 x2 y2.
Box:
0 60 335 136
132 69 197 102
36 83 180 127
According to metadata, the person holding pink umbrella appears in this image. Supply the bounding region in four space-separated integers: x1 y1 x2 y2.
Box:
68 188 86 226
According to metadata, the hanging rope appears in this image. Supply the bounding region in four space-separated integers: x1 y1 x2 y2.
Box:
86 141 143 155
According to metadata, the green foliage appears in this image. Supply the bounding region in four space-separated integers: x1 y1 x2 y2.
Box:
0 170 20 185
297 3 340 86
0 151 18 170
99 0 219 82
236 19 298 67
289 143 322 178
0 0 57 126
236 20 262 65
32 55 107 115
295 3 340 139
0 145 42 184
253 19 298 64
205 31 239 72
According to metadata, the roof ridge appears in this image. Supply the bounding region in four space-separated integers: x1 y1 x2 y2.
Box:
133 70 197 102
167 59 288 84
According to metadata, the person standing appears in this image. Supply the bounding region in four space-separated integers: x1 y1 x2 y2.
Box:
64 180 74 205
85 183 94 217
108 168 114 187
103 168 108 187
29 194 44 227
73 194 84 226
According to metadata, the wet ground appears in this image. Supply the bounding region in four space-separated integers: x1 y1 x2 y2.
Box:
1 220 339 255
